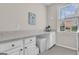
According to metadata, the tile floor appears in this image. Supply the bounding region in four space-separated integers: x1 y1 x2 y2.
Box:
40 45 77 55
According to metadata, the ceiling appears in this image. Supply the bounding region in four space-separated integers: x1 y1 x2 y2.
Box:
41 3 56 6
41 3 69 6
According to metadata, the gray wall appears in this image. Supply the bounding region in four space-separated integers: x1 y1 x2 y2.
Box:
47 5 57 30
0 3 46 31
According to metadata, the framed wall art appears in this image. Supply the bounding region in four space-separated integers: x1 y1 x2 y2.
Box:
28 12 36 25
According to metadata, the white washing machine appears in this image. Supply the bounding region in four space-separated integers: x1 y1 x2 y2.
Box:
36 37 47 53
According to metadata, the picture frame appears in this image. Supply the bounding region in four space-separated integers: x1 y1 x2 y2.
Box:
28 12 36 25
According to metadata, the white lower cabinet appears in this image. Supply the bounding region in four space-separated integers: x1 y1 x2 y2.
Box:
0 37 39 55
47 32 56 49
24 47 28 55
0 40 23 52
0 40 24 55
24 37 39 55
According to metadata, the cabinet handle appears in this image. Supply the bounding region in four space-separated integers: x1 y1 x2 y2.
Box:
20 49 23 51
30 40 32 41
12 44 15 47
25 47 27 49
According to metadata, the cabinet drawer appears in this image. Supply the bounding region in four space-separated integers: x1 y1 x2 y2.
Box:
24 44 39 55
25 37 36 44
27 46 39 55
5 46 23 55
11 40 23 48
0 40 23 52
0 42 11 52
25 43 36 48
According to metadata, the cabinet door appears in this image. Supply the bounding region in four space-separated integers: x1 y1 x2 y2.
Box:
47 32 56 49
19 48 24 55
0 42 12 52
0 40 23 53
25 37 36 45
24 47 28 55
27 48 39 55
50 32 56 46
5 47 23 55
24 44 38 55
24 45 34 55
9 51 20 55
27 46 35 55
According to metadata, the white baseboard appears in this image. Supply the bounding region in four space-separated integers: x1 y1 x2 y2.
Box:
56 43 77 50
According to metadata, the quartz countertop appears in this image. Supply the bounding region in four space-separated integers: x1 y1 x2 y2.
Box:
0 30 53 42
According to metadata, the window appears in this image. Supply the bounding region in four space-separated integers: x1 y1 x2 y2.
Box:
59 4 78 32
59 4 78 19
